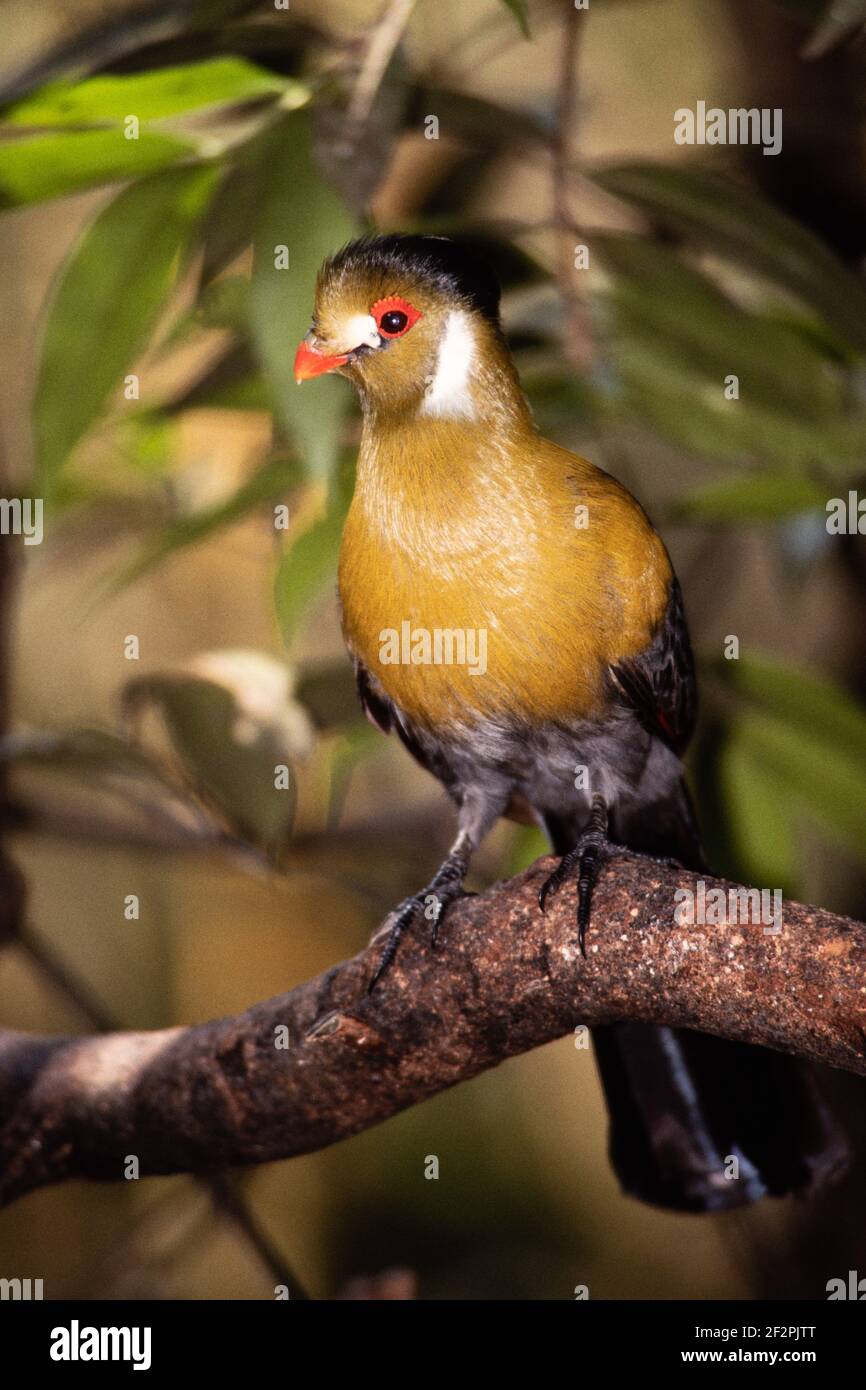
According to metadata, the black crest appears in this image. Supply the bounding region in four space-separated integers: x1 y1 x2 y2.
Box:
322 234 502 324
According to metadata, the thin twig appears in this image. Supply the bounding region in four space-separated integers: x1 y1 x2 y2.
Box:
207 1173 311 1302
345 0 417 137
20 926 118 1035
428 3 558 85
554 2 594 371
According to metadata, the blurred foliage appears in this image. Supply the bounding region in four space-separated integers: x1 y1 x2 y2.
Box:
0 0 861 922
122 650 313 853
248 110 356 478
34 164 218 494
499 0 531 38
2 0 866 1301
696 652 866 892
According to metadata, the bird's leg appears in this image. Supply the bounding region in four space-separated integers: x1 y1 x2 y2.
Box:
367 830 473 993
539 793 610 956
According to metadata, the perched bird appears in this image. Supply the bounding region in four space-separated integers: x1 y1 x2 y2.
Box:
294 233 846 1212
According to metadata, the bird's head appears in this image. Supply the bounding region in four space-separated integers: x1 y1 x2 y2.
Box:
294 234 527 425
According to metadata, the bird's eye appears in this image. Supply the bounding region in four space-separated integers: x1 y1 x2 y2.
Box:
371 296 421 338
381 309 408 335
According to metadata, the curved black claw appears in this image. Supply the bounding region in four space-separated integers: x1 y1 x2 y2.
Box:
367 892 423 994
367 878 469 993
538 847 581 914
575 836 608 956
538 795 613 956
539 839 611 955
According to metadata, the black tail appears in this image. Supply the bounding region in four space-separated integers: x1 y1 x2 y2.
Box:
550 782 849 1213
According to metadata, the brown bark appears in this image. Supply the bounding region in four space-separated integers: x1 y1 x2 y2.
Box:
1 852 864 1206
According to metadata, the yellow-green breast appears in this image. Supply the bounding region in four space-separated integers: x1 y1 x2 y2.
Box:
338 416 671 731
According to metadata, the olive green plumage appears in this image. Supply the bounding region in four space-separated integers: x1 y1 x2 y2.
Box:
295 233 846 1214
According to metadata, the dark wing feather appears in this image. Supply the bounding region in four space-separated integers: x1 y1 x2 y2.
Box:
608 577 697 756
353 655 458 789
355 657 393 735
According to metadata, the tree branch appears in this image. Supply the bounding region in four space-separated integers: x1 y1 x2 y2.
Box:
1 853 864 1206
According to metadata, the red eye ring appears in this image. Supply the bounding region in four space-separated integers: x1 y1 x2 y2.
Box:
371 296 421 337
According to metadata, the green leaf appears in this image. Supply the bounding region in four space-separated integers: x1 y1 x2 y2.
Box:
520 365 605 434
593 163 866 354
502 824 549 876
163 340 274 414
116 453 303 589
594 235 842 418
0 726 175 781
180 369 273 413
249 110 356 480
113 411 177 476
710 651 866 768
325 721 382 829
499 0 532 38
705 652 866 863
33 163 218 496
414 86 545 151
612 354 866 474
7 59 289 128
0 726 232 847
735 710 866 862
717 734 796 890
198 136 277 282
296 661 363 730
274 503 344 650
123 652 314 854
0 128 191 208
274 459 354 648
673 470 829 522
591 237 866 471
163 274 251 346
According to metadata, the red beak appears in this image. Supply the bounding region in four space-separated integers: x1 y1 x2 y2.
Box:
293 339 349 382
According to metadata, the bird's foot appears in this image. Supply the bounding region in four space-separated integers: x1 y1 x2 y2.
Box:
367 855 470 993
538 813 685 955
538 794 612 956
538 836 616 956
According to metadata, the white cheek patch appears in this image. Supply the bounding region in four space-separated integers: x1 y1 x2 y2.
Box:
420 310 477 420
342 313 381 351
